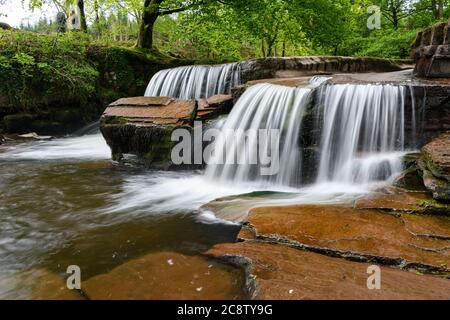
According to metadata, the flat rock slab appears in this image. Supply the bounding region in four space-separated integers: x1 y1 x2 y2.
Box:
82 251 244 300
207 242 450 300
354 189 431 211
103 96 196 125
244 205 450 270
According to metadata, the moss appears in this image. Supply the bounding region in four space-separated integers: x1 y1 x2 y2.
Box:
31 120 63 135
53 108 81 123
422 150 445 179
414 198 450 216
3 113 34 133
0 30 192 135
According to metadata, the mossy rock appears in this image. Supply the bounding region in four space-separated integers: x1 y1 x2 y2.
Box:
31 120 63 135
53 108 81 124
3 113 35 133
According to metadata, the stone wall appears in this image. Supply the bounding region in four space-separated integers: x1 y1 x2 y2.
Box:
412 19 450 77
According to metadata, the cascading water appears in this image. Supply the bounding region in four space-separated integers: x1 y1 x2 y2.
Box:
205 79 410 189
205 83 312 187
315 84 407 185
145 63 241 99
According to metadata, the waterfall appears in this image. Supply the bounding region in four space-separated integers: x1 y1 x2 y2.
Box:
315 84 406 184
205 83 312 187
205 80 409 188
145 63 241 99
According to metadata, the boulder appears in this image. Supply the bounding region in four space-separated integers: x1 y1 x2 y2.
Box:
100 96 196 168
413 22 450 77
100 95 238 168
420 131 450 201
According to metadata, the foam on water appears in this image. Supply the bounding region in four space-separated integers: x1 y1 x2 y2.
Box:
0 133 110 161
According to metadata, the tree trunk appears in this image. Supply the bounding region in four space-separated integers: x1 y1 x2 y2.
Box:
261 39 266 57
77 0 87 32
94 0 101 38
137 0 162 49
392 10 398 30
438 0 444 19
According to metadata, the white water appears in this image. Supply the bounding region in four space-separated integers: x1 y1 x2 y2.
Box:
0 133 110 160
205 83 312 187
204 80 408 190
316 84 406 184
0 78 412 216
145 63 241 99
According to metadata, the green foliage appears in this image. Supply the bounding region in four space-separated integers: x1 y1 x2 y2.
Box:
340 29 419 59
0 30 98 110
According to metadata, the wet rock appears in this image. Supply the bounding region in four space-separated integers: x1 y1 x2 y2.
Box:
100 97 196 168
422 168 450 201
413 22 450 78
420 132 450 201
0 132 53 142
196 94 233 120
242 204 450 270
240 57 407 83
354 189 430 212
0 269 84 300
207 241 450 300
3 113 35 134
422 131 450 180
393 166 427 191
82 251 245 300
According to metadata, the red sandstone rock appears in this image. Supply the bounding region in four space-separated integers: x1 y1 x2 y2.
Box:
243 204 450 269
103 96 196 126
207 242 450 300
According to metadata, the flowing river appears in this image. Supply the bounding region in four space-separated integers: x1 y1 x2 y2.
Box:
0 66 419 299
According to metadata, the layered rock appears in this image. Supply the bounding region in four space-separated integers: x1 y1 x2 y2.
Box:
203 194 450 299
207 242 450 300
241 204 450 270
420 131 450 201
412 20 450 77
240 56 409 83
100 95 233 168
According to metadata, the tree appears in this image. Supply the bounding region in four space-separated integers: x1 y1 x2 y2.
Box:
26 0 87 32
431 0 444 19
77 0 87 31
137 0 212 49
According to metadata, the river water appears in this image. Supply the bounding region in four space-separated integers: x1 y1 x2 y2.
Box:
0 130 406 299
0 133 248 299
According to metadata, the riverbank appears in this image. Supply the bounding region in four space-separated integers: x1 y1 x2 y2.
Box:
0 30 191 136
